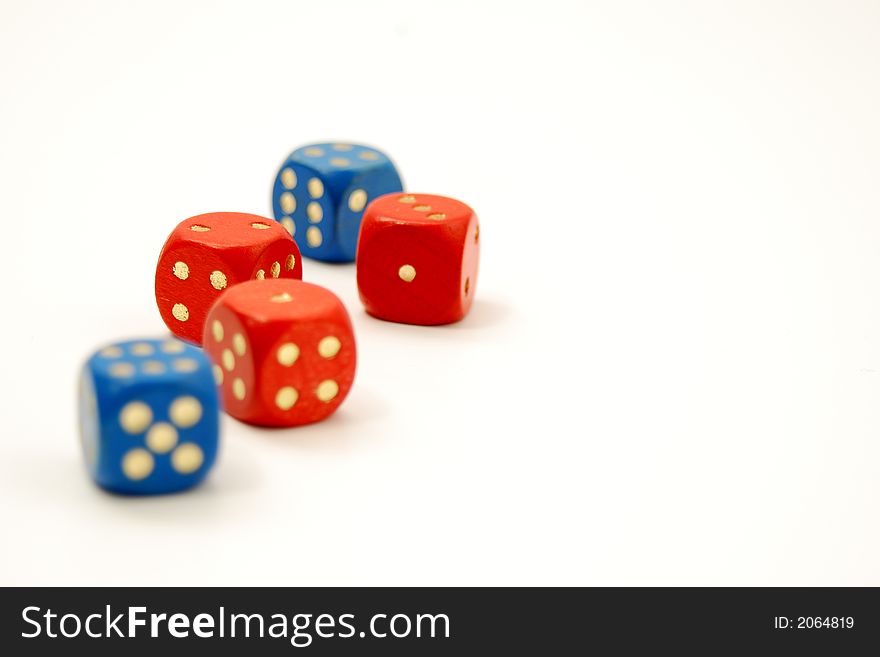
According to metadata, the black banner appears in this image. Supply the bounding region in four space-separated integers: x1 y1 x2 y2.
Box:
0 587 877 654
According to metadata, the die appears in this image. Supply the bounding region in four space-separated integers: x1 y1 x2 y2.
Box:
155 212 303 345
271 142 403 263
356 193 480 325
77 338 220 495
202 279 356 427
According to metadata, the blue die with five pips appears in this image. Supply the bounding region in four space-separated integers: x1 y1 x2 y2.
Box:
78 338 219 495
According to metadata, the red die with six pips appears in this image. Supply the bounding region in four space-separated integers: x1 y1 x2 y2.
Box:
202 279 356 427
155 212 303 345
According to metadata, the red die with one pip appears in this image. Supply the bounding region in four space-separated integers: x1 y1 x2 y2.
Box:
203 279 356 427
155 212 303 345
356 193 480 325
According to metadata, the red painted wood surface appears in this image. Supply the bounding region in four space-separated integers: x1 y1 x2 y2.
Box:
356 193 480 325
203 279 356 427
155 212 302 344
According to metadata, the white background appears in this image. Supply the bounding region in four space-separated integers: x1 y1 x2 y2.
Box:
1 0 879 585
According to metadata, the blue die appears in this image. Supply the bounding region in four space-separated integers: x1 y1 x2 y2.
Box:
78 338 220 495
271 142 403 262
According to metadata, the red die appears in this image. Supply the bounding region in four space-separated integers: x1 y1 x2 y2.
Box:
155 212 303 345
202 279 356 427
356 193 480 325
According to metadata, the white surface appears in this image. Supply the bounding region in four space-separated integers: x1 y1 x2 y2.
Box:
1 0 879 585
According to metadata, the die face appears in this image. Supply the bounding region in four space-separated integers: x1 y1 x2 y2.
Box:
271 142 403 263
356 193 480 325
155 212 302 344
272 161 341 261
289 143 395 177
78 339 220 495
250 237 303 282
202 306 258 422
156 241 233 344
203 279 357 427
259 303 356 427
